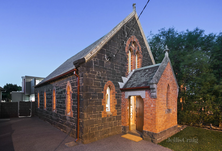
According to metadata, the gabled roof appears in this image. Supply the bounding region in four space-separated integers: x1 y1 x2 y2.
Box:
36 10 155 87
149 52 178 88
123 64 160 89
38 36 105 85
119 52 179 90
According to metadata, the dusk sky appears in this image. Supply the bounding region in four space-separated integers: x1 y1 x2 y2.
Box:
1 0 221 87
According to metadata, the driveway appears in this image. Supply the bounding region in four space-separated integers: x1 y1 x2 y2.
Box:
0 117 171 151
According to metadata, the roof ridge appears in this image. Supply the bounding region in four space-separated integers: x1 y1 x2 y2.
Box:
135 63 161 71
36 9 156 87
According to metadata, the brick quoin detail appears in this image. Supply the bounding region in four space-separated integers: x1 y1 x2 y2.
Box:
102 81 117 117
125 35 143 76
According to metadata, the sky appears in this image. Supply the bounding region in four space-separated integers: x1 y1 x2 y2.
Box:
0 0 221 87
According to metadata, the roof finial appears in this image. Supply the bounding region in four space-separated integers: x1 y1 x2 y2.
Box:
164 45 170 57
133 3 136 12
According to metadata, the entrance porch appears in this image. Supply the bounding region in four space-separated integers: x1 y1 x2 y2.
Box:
118 56 180 143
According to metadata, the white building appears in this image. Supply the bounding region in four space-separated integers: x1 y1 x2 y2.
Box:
11 76 44 102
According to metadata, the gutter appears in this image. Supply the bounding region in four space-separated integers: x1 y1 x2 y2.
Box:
35 58 86 88
120 86 150 91
35 69 75 88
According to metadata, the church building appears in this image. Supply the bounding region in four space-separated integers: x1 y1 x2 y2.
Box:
35 5 179 144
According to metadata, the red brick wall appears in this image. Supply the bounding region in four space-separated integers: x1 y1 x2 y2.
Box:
155 62 178 132
121 62 178 133
143 90 157 132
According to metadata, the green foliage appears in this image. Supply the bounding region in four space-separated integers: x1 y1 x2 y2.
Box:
211 33 222 82
2 83 22 102
148 28 222 126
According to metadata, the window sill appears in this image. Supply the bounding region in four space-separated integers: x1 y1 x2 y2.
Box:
66 111 72 117
106 111 112 116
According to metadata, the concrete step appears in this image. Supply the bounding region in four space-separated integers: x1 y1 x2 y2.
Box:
128 130 142 137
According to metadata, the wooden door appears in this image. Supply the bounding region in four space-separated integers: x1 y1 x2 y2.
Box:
136 97 144 132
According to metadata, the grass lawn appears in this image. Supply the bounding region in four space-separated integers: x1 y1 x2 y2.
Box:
159 126 222 151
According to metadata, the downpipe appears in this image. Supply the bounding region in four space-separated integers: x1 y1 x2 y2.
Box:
74 68 80 142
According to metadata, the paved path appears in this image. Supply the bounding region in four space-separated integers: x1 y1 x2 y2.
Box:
0 117 171 151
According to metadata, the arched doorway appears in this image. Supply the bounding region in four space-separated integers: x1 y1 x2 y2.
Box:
129 96 144 133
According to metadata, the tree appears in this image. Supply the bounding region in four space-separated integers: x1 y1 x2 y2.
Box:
211 33 222 82
2 83 22 102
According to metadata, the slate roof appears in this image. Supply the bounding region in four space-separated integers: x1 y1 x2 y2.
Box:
36 10 155 87
120 51 179 90
38 36 105 85
123 64 160 89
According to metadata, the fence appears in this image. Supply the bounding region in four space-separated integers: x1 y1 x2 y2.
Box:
0 101 35 118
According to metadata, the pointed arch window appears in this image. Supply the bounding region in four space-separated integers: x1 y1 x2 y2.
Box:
37 92 40 108
66 81 73 117
165 84 172 114
128 49 132 73
44 91 46 110
125 36 143 76
132 41 137 47
166 84 170 108
106 87 110 112
67 85 71 115
135 53 138 69
102 81 117 117
52 88 56 112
